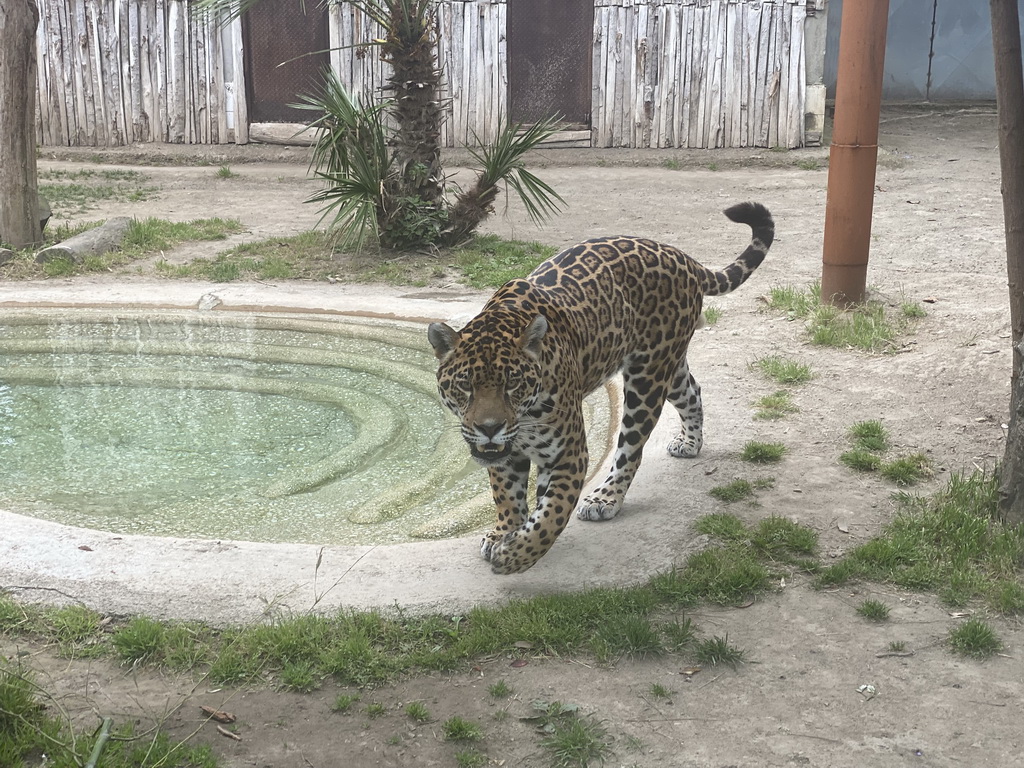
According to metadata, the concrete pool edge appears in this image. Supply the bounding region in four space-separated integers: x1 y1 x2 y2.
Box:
0 281 704 624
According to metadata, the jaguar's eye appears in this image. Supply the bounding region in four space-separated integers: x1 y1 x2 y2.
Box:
506 373 524 392
454 373 473 394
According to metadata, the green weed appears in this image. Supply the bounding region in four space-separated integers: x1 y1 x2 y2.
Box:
754 390 798 420
880 454 931 486
741 441 786 464
694 635 746 668
442 716 484 742
452 234 556 288
815 470 1024 614
405 701 431 722
332 693 360 713
709 479 755 503
856 599 890 621
489 679 513 698
850 420 889 452
752 356 813 385
948 618 1003 658
703 305 723 325
840 449 882 472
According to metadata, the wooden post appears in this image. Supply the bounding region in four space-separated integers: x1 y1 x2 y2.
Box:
0 0 43 249
991 0 1024 527
820 0 889 306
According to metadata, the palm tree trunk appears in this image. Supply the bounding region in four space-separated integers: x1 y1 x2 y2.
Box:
381 1 445 207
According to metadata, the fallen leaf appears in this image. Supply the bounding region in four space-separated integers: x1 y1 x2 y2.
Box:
78 545 93 552
510 659 528 668
837 522 850 534
923 297 938 303
680 666 701 677
949 611 972 619
200 706 236 724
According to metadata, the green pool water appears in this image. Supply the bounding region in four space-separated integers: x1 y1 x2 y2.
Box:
0 309 612 545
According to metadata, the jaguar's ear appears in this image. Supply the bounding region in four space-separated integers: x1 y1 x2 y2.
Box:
428 322 459 361
520 315 548 359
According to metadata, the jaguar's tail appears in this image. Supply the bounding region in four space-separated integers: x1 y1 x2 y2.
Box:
703 202 775 296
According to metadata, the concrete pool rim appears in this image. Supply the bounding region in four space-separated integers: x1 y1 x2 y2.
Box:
0 282 703 625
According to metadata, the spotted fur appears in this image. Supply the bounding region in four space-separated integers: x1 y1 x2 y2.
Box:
428 202 775 574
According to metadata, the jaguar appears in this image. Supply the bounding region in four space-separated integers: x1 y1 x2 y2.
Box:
428 202 774 574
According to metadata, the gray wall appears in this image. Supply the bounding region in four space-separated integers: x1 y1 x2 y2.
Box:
825 0 1024 100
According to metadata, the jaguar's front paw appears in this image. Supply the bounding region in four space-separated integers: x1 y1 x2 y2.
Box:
487 532 539 575
576 494 622 521
667 435 702 458
480 530 504 561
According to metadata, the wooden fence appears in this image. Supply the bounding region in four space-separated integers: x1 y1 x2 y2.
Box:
593 0 806 148
35 0 243 147
35 0 806 149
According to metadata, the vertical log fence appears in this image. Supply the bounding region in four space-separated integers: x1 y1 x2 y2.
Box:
35 0 805 149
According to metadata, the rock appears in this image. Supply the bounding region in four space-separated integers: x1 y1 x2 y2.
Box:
0 248 15 266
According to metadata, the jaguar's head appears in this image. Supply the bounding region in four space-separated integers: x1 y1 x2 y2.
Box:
428 312 547 466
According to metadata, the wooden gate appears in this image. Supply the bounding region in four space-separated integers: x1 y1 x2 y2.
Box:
507 0 594 127
242 0 330 123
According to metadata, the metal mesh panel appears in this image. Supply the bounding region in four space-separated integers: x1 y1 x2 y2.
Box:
508 0 594 126
243 0 330 123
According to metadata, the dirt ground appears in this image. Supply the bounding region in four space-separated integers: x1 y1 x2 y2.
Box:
4 104 1023 767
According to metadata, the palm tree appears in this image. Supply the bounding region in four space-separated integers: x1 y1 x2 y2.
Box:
198 0 564 249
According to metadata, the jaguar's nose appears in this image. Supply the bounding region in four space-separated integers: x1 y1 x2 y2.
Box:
475 420 506 439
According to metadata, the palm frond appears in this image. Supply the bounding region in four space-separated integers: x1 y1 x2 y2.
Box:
466 115 567 225
295 70 395 249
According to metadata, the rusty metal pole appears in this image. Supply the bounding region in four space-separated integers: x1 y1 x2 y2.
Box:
821 0 890 306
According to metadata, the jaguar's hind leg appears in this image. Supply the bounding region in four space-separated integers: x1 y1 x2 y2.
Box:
665 358 704 458
577 363 670 521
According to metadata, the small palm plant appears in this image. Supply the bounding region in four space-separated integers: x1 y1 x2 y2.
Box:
296 70 563 248
201 0 564 250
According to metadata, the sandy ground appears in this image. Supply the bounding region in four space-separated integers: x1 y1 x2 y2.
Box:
2 104 1022 767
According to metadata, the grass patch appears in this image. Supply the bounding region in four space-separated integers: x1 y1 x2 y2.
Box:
488 680 513 698
38 168 158 214
766 283 821 318
693 635 747 668
901 301 927 319
709 479 755 503
216 165 237 179
856 599 890 621
840 449 882 472
442 716 484 742
405 701 431 722
850 420 889 452
455 750 489 768
530 701 612 768
948 618 1003 658
1 217 243 279
331 693 360 713
703 305 723 325
754 390 798 420
765 282 924 352
451 234 556 288
0 659 216 768
752 356 813 385
741 441 786 464
174 231 555 287
815 470 1024 613
0 512 817 693
708 476 775 505
880 453 931 486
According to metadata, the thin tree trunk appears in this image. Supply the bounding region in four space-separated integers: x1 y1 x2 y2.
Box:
991 0 1024 526
0 0 42 249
